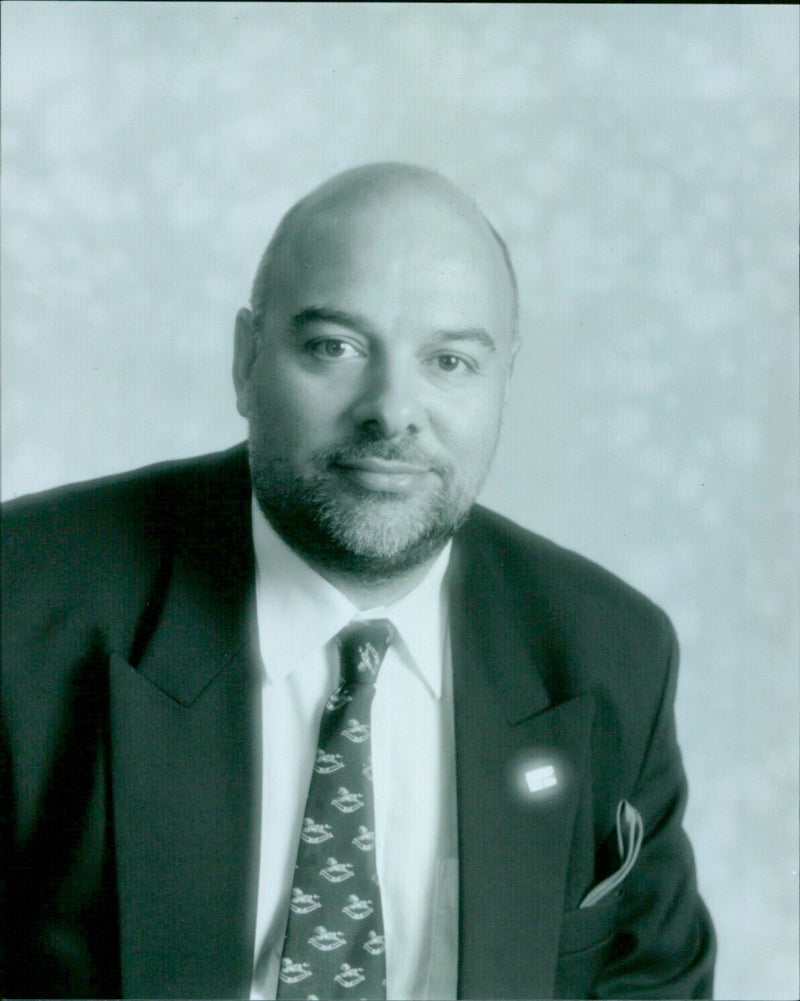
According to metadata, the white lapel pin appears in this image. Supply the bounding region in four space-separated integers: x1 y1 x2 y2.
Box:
525 764 558 794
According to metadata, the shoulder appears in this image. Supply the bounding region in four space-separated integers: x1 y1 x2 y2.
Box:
2 443 251 599
459 504 671 632
454 504 677 700
3 442 249 529
3 443 249 522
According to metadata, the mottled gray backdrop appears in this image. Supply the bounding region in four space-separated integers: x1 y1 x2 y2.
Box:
2 4 798 998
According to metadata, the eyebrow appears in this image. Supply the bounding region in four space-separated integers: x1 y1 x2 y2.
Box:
429 327 496 352
291 306 496 352
291 306 376 337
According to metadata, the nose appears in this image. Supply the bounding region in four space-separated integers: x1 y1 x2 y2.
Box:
349 357 425 439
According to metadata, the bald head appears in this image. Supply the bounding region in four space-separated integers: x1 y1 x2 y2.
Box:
250 162 519 343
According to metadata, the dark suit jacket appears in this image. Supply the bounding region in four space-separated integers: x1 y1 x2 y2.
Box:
1 445 714 999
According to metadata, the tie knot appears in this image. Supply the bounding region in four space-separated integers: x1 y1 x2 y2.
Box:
337 619 394 686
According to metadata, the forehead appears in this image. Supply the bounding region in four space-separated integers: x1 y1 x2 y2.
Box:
270 190 515 339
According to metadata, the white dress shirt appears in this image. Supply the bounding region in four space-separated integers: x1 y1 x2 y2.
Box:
249 498 458 1001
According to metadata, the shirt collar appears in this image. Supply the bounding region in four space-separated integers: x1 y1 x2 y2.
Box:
251 496 451 698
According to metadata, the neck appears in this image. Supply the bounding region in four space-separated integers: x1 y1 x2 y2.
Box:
305 551 445 610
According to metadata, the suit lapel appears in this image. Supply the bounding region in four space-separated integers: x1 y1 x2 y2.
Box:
450 521 595 1000
108 448 262 999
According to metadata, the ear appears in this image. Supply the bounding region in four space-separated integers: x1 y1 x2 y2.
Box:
232 307 259 418
503 338 520 406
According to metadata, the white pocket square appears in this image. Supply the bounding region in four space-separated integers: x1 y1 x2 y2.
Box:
580 799 643 908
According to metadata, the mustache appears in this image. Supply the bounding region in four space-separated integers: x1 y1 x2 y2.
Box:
320 436 453 477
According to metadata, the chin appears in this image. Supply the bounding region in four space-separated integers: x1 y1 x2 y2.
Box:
249 440 479 576
256 481 468 577
322 502 446 560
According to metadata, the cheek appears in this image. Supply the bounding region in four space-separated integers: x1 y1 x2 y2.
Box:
435 383 506 456
251 365 352 450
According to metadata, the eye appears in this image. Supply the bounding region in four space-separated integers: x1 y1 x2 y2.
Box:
307 338 365 361
433 353 475 374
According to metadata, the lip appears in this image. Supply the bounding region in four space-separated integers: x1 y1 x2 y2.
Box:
334 457 431 493
336 458 429 475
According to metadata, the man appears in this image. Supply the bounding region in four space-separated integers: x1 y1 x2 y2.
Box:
2 163 715 999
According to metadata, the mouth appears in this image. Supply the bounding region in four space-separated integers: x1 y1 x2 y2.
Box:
333 457 432 493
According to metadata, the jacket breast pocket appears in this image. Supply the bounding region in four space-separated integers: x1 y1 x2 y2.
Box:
554 895 620 998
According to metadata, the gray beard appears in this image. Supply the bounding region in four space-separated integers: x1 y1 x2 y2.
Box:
247 433 477 580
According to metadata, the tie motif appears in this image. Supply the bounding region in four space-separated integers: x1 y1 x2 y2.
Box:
352 825 375 852
277 620 393 1000
315 750 345 774
301 819 334 844
356 642 382 677
341 719 370 743
290 888 322 914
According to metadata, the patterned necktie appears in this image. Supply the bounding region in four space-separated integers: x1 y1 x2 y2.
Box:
277 619 394 1000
